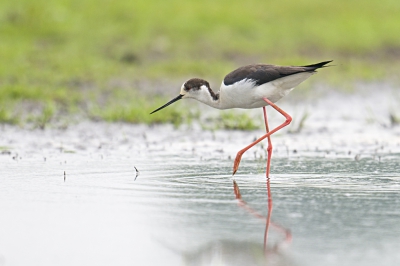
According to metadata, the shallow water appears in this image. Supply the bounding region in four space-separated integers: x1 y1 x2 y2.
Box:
1 89 400 266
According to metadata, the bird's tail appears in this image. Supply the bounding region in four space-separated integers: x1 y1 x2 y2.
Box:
301 60 333 70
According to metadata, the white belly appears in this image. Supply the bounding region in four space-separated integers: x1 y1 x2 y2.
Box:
219 72 314 109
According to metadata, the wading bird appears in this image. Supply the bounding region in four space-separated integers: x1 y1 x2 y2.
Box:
150 60 331 178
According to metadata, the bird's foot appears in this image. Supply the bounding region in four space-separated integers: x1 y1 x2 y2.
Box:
232 152 243 176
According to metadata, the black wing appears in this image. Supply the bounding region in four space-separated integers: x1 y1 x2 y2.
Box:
223 60 332 86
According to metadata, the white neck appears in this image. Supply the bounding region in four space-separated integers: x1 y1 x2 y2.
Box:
188 85 221 109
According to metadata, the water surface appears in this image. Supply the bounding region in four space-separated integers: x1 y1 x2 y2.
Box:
1 89 400 265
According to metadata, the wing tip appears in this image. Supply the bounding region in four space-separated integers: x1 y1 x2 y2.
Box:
301 60 333 69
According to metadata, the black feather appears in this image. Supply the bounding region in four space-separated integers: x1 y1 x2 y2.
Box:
223 61 332 86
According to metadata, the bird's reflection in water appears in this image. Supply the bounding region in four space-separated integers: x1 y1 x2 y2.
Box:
182 180 293 266
233 180 292 252
183 239 292 266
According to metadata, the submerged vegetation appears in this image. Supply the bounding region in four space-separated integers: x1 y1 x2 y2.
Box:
1 0 400 128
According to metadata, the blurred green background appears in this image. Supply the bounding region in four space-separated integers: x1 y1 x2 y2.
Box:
1 0 400 127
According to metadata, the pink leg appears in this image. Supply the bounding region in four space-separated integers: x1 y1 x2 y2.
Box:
233 98 292 175
262 106 273 178
262 107 273 250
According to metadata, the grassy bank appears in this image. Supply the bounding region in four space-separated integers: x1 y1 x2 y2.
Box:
1 0 400 128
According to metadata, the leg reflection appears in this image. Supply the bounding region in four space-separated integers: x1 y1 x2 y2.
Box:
262 106 273 251
264 176 273 251
233 180 292 252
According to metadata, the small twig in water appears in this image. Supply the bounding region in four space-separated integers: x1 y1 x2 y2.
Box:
134 166 140 181
64 171 66 182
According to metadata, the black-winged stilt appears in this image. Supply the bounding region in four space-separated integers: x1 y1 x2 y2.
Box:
151 60 332 248
151 60 332 177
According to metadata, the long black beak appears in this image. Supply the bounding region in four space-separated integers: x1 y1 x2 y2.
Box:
150 94 183 114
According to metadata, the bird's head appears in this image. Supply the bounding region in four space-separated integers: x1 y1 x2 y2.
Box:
150 78 210 114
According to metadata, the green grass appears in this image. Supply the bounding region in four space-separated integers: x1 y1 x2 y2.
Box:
91 93 187 126
1 0 400 128
202 111 260 131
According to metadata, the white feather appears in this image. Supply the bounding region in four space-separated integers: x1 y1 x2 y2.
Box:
218 72 314 109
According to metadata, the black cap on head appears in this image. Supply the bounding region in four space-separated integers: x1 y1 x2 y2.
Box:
183 78 210 92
